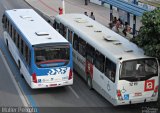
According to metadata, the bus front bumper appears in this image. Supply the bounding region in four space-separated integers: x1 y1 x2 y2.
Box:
115 96 158 106
31 80 73 89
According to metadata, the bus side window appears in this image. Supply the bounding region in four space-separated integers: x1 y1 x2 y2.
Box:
7 19 9 32
60 23 67 38
13 30 17 43
2 14 4 23
73 33 79 51
105 58 116 82
59 23 65 36
78 38 86 57
10 24 13 38
86 44 95 63
2 14 7 28
68 29 73 44
11 26 15 39
54 21 59 30
53 21 56 29
4 17 7 29
17 34 20 49
94 50 105 73
23 43 26 60
25 46 31 66
25 44 30 65
15 32 18 45
56 22 60 31
63 26 67 38
21 39 24 55
9 23 11 36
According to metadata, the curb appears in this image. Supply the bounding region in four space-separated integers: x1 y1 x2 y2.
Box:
24 0 55 24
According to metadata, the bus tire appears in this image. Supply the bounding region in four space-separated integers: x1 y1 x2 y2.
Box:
87 76 92 90
18 60 21 70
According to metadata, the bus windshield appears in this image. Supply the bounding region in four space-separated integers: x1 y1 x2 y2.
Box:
120 58 158 81
34 45 70 68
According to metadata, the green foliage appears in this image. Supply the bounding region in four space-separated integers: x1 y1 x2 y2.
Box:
131 8 160 60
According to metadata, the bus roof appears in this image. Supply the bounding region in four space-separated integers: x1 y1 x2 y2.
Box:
55 14 151 62
5 9 68 46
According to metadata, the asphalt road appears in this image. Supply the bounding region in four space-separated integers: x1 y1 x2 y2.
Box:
0 50 26 107
0 0 30 108
0 0 159 113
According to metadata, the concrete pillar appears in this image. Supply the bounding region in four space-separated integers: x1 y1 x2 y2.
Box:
133 0 137 37
110 5 113 21
133 0 137 4
127 13 130 25
133 15 136 37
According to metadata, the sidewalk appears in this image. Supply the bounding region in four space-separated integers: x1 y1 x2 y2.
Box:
25 0 141 39
25 0 112 26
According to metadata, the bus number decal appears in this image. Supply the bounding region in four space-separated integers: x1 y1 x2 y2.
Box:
129 82 138 86
144 80 155 91
47 67 68 76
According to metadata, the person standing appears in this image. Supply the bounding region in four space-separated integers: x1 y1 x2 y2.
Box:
59 7 63 15
89 12 95 20
85 0 88 5
112 17 117 25
123 22 129 36
84 12 88 16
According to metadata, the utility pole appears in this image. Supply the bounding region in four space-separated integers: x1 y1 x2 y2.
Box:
62 0 65 14
133 0 137 4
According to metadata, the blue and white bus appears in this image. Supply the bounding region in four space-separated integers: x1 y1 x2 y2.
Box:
2 9 73 89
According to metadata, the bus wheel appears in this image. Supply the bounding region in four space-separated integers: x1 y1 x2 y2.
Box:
87 76 92 90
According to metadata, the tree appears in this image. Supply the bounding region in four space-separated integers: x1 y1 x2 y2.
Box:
131 8 160 60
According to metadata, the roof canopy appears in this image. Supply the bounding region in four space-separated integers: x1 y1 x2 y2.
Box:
101 0 149 16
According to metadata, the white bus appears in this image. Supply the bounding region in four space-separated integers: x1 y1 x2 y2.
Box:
54 14 159 106
2 9 73 89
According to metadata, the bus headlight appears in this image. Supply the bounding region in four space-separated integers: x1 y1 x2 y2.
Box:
152 85 158 97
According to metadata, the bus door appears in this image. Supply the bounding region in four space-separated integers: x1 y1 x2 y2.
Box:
72 33 86 78
118 59 159 103
92 51 108 94
101 57 117 98
85 44 95 80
